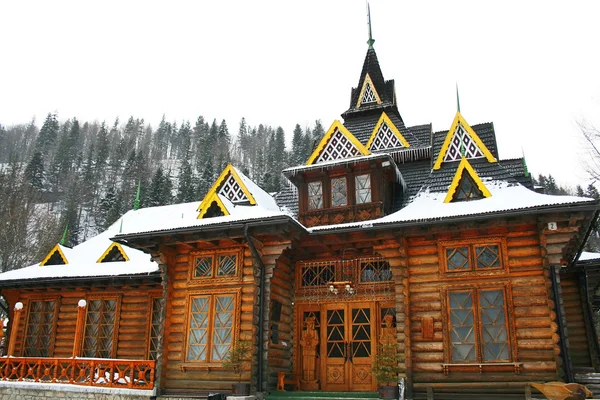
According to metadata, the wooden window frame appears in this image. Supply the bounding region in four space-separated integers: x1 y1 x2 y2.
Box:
439 237 508 277
146 292 164 361
82 295 122 359
188 248 243 285
442 283 517 366
22 296 60 357
330 176 348 207
183 288 241 366
307 180 324 210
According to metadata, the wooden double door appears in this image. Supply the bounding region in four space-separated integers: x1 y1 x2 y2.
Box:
299 301 377 392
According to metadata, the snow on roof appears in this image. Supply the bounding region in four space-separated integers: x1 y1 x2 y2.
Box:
0 217 158 282
283 153 391 175
309 181 596 232
578 251 600 262
229 166 280 212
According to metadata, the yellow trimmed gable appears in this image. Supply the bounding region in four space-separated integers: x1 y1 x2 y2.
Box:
366 111 410 150
355 73 382 107
444 157 492 203
306 120 370 165
197 164 254 219
433 111 496 170
97 242 130 263
40 244 68 266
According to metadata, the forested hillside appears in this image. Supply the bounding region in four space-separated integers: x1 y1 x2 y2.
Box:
0 113 325 272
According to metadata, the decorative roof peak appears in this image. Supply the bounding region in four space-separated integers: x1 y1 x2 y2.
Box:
367 3 375 49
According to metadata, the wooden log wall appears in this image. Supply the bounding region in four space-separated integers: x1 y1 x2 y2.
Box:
406 221 568 391
2 283 161 360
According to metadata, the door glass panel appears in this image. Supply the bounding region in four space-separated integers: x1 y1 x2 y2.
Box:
351 308 371 358
327 309 345 358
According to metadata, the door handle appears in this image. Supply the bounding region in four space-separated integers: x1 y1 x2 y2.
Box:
347 341 353 364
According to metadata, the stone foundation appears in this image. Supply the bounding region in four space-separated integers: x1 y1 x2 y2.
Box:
0 382 155 400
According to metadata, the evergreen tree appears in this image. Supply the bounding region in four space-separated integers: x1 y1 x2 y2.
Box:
586 184 600 200
197 159 215 199
24 151 45 191
95 122 110 179
290 124 305 166
312 120 325 142
148 165 173 207
35 112 59 154
177 156 195 203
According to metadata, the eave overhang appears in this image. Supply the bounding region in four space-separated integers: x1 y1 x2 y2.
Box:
0 271 161 290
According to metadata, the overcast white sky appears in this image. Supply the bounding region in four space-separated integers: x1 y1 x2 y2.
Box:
1 0 599 188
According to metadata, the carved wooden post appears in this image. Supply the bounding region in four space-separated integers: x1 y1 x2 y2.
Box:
7 302 23 357
299 316 319 390
379 314 397 346
72 299 87 358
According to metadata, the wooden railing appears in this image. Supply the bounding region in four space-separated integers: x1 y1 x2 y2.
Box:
0 357 155 389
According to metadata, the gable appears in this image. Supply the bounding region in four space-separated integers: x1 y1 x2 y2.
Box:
97 242 129 263
366 112 410 151
433 112 496 170
40 244 68 266
306 120 370 165
197 164 256 219
355 73 382 107
444 158 492 203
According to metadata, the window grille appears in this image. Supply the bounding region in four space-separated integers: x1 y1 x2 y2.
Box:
83 298 118 358
370 122 404 151
444 124 484 162
361 83 377 104
24 300 57 357
308 181 323 210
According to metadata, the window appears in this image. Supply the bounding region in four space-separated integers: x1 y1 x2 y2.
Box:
441 239 505 274
359 260 392 282
83 298 119 358
301 263 335 287
148 297 164 361
308 181 323 210
23 299 58 357
453 172 484 202
190 250 240 281
447 288 510 363
186 292 237 363
331 177 347 207
355 174 371 204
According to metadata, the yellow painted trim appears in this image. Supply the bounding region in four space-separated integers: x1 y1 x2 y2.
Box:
97 242 130 263
433 111 497 170
443 157 492 203
39 244 68 266
197 192 231 219
196 163 256 218
355 73 382 108
306 120 371 165
366 111 411 150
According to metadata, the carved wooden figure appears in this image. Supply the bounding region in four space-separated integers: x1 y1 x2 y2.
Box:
300 316 319 390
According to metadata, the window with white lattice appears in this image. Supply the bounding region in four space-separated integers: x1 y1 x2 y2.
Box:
370 122 404 151
190 250 241 282
444 124 484 162
447 287 511 363
316 129 362 163
331 177 347 207
186 293 237 363
83 297 119 358
218 174 249 204
361 83 377 104
355 174 371 204
148 296 164 361
23 299 58 357
308 181 323 210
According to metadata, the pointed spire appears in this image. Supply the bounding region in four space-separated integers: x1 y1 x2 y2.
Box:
60 222 69 246
134 181 141 210
522 147 530 177
119 218 123 234
367 2 375 49
456 83 461 113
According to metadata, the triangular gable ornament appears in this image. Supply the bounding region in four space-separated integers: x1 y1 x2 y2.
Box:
97 242 130 263
366 111 410 151
40 244 68 266
197 164 256 219
306 120 370 165
444 158 492 203
433 111 496 170
356 73 382 107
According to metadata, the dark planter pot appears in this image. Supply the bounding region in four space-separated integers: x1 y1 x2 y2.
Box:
378 385 399 399
232 383 251 396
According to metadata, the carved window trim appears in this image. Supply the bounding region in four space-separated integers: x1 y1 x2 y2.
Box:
183 288 241 365
439 238 508 277
22 296 60 357
188 248 243 285
82 295 122 359
442 283 516 365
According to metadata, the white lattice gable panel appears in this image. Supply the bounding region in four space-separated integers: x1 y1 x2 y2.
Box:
444 123 484 162
361 83 376 104
370 122 405 151
218 174 249 204
316 128 363 163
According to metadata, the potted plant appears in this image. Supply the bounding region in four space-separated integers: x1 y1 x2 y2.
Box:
372 343 403 399
222 339 252 396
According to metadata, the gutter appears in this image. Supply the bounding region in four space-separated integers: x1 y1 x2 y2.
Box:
550 265 574 382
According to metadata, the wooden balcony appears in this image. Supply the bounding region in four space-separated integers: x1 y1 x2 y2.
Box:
0 357 155 389
300 201 384 227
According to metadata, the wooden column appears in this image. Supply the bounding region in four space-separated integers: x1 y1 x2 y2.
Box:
72 299 87 358
7 302 23 357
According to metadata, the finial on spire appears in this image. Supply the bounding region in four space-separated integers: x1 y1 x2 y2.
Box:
119 218 123 234
60 222 69 246
134 181 141 210
456 83 461 113
522 147 530 177
367 2 375 49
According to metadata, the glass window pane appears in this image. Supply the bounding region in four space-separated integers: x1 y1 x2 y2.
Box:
212 295 234 361
355 174 372 204
476 245 501 269
479 289 509 361
187 297 209 361
308 181 323 210
446 247 470 270
194 256 213 277
331 177 348 207
83 299 116 358
448 291 476 361
218 254 237 276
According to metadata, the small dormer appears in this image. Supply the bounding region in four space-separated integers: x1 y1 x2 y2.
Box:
283 121 405 228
